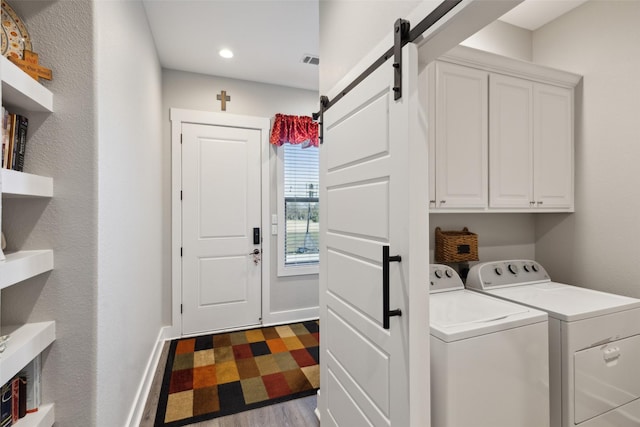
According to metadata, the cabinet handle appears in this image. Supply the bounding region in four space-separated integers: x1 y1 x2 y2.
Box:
530 201 536 206
382 246 402 330
538 201 544 205
439 200 446 204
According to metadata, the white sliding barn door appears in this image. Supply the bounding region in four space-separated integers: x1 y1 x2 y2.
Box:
319 44 429 426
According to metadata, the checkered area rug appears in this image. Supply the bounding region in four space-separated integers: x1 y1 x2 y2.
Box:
154 321 319 426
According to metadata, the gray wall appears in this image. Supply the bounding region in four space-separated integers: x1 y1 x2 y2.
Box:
161 69 320 325
319 0 419 94
462 19 532 61
532 0 640 295
429 214 536 263
95 1 164 425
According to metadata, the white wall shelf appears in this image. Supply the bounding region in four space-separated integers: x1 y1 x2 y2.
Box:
1 169 53 198
0 322 55 385
0 250 54 290
0 42 56 427
0 56 53 113
14 403 54 427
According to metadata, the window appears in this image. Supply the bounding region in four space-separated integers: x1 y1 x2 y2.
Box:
277 142 319 276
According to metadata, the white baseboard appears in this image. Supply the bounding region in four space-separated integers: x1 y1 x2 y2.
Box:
315 389 321 421
262 306 319 326
126 326 170 427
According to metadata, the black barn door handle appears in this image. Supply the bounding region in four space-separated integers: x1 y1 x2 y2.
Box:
383 245 403 330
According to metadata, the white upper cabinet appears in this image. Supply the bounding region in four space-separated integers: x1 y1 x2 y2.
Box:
489 74 534 208
533 83 573 209
428 46 580 213
433 61 488 209
489 75 574 210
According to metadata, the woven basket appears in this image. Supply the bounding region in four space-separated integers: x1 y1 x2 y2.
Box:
434 227 479 263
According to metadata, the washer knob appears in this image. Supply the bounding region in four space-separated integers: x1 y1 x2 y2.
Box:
508 264 519 274
523 265 530 272
531 264 539 272
495 267 503 276
434 269 443 279
445 269 453 278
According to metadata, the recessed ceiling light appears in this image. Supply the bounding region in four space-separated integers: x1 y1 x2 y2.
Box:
219 49 234 59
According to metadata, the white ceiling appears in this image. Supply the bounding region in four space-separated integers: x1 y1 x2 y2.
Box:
499 0 589 30
142 0 588 92
142 0 320 91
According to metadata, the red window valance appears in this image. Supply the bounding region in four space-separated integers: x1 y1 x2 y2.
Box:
270 114 319 148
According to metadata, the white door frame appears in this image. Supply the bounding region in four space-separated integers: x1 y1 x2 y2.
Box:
170 108 271 338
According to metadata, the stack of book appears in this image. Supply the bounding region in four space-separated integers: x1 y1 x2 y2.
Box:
0 356 40 426
1 108 29 172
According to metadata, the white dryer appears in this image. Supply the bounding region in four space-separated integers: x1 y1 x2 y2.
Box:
429 264 550 427
467 260 640 427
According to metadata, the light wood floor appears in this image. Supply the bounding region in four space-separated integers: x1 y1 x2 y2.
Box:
139 341 320 427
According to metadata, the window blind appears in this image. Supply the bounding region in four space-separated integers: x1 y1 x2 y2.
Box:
283 143 319 266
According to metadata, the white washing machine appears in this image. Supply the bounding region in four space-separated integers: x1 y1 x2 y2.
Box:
429 264 550 427
467 260 640 427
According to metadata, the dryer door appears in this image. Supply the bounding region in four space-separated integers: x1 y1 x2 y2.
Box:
574 334 640 423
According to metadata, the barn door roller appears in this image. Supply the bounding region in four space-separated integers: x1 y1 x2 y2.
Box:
393 19 410 100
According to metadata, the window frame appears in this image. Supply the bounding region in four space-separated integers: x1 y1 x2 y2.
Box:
276 143 319 277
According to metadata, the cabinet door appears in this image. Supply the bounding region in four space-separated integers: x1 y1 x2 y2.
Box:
435 62 488 209
489 74 534 208
421 64 437 209
533 83 573 209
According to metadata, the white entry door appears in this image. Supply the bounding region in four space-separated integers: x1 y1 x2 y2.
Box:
182 123 262 335
319 44 429 426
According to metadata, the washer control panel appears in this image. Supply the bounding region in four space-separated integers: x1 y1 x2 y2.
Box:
429 264 464 293
466 260 550 290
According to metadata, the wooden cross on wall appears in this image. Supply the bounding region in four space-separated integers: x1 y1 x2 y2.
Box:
217 90 231 111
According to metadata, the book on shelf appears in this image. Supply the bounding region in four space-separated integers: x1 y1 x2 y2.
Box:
1 108 10 170
18 355 41 414
10 378 18 424
6 113 16 171
0 355 41 426
0 379 23 426
0 162 4 262
1 108 7 169
14 115 28 172
0 109 29 172
0 382 10 427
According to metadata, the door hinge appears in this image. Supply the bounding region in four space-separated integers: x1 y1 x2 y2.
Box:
180 134 183 144
181 247 183 257
180 304 183 314
180 190 183 200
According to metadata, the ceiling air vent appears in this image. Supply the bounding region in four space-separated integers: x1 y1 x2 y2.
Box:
301 54 319 65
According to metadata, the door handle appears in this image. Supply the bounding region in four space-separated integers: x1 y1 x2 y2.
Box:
249 248 261 265
382 245 402 330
